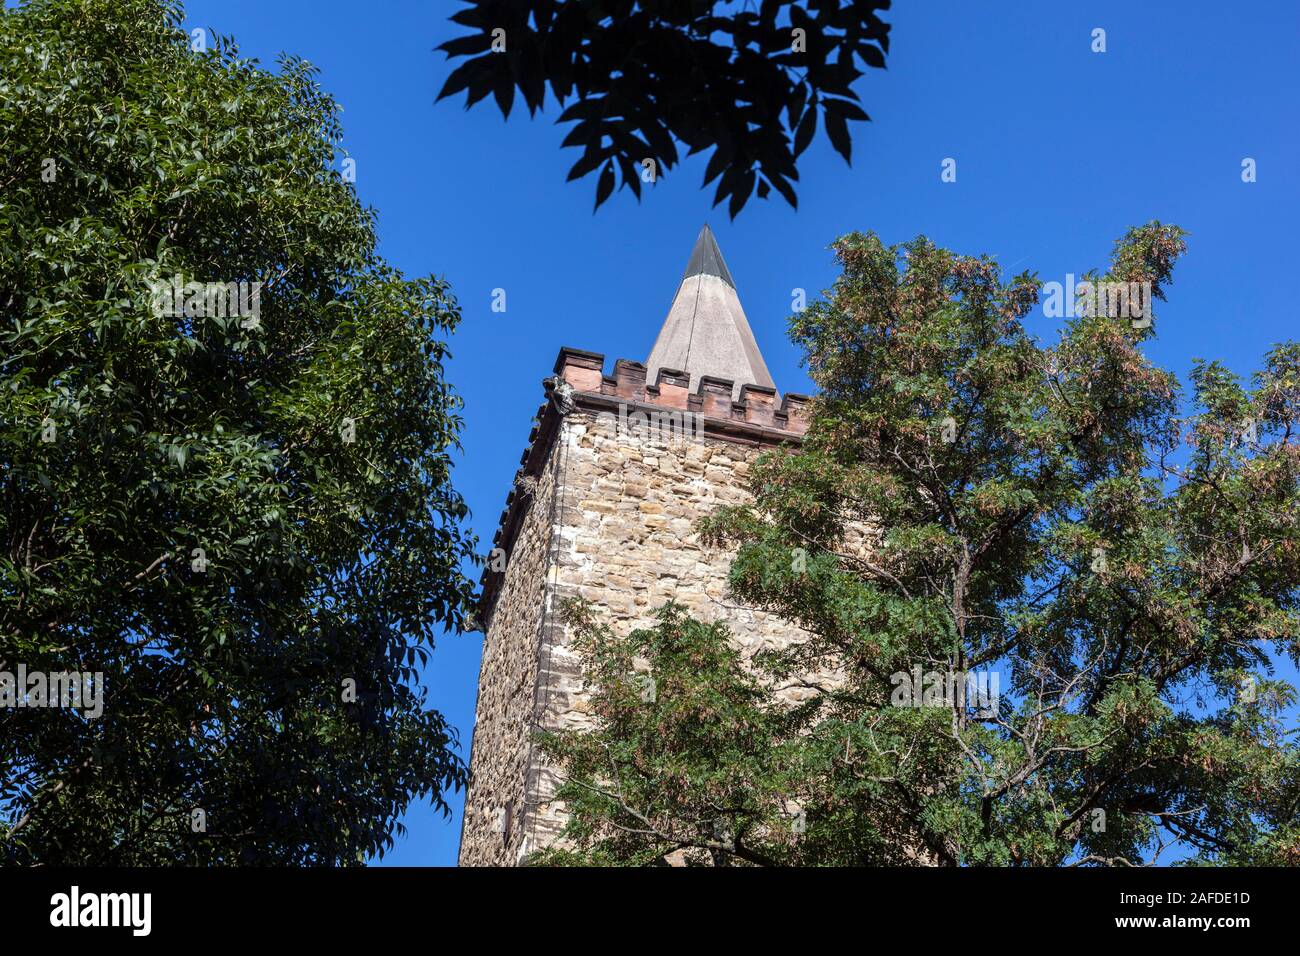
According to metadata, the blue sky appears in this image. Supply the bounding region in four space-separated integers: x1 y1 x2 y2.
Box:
162 0 1300 865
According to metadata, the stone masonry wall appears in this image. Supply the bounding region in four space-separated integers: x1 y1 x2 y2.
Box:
460 350 823 865
457 437 561 866
522 408 821 855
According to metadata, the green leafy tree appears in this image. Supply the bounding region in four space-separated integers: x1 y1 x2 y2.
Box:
536 224 1300 866
1 0 477 863
531 601 806 866
436 0 891 216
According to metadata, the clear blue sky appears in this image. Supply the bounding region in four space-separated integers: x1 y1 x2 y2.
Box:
163 0 1300 865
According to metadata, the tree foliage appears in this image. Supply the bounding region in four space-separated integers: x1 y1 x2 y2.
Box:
1 0 477 863
436 0 891 216
536 224 1300 866
531 602 807 866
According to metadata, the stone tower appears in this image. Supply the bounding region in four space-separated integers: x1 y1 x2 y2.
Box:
458 226 811 866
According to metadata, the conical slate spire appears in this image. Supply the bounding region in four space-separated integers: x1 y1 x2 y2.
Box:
646 225 776 401
682 223 736 288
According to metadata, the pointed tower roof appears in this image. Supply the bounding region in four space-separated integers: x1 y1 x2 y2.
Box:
646 225 776 401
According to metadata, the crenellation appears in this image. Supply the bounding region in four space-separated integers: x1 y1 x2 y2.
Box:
460 226 820 866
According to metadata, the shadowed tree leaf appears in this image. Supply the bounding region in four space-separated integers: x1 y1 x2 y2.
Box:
435 0 891 216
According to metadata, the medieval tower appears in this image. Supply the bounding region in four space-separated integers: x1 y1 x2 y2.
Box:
459 226 813 865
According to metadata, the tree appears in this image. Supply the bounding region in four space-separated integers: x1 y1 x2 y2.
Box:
534 224 1300 866
436 0 891 216
531 601 807 866
0 0 478 864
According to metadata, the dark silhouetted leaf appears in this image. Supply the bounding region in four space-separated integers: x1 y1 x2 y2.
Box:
435 0 893 215
824 107 851 163
594 161 615 209
794 102 817 156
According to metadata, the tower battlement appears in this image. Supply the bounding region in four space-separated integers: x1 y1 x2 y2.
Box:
475 350 810 634
553 347 811 434
459 228 817 866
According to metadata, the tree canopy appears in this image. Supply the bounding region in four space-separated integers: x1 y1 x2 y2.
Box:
436 0 891 216
1 0 477 863
534 224 1300 866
